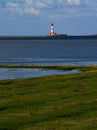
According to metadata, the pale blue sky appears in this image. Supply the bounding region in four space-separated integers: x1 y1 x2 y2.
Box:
0 0 97 36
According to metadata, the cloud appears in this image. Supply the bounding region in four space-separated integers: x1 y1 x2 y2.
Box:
67 0 81 5
24 0 40 15
6 2 22 15
35 1 47 8
0 0 97 17
26 0 32 6
24 8 40 15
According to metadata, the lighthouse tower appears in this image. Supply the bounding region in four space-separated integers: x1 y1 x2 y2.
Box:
49 23 56 36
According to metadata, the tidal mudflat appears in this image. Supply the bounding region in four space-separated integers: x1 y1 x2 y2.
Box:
0 65 80 80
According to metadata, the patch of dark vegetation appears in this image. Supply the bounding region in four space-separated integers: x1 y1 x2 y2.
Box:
0 80 14 85
73 88 88 93
0 107 8 111
45 128 56 130
0 128 16 130
57 112 82 118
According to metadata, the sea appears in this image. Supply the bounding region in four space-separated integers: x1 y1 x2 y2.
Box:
0 37 97 79
0 38 97 65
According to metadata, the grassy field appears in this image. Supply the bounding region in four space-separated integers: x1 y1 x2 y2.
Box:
0 65 97 130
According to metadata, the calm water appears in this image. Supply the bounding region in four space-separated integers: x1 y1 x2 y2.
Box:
0 68 80 80
0 38 96 79
0 39 97 65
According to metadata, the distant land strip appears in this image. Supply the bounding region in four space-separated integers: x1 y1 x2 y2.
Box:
0 34 97 40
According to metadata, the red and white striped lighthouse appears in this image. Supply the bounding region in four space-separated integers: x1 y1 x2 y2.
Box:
49 23 56 36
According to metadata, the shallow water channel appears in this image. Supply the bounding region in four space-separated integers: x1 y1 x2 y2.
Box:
0 68 80 80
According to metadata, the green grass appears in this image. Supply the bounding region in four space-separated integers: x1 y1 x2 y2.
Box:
0 65 97 130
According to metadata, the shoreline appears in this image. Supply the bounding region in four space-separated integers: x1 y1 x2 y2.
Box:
0 64 96 71
0 35 97 40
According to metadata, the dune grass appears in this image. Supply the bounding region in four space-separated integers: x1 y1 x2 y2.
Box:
0 65 97 129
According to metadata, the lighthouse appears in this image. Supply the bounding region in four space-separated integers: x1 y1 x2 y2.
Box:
49 23 56 36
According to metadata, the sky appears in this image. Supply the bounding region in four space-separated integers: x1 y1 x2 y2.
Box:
0 0 97 35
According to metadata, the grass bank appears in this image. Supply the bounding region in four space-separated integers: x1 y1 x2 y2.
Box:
1 64 97 71
0 65 97 130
